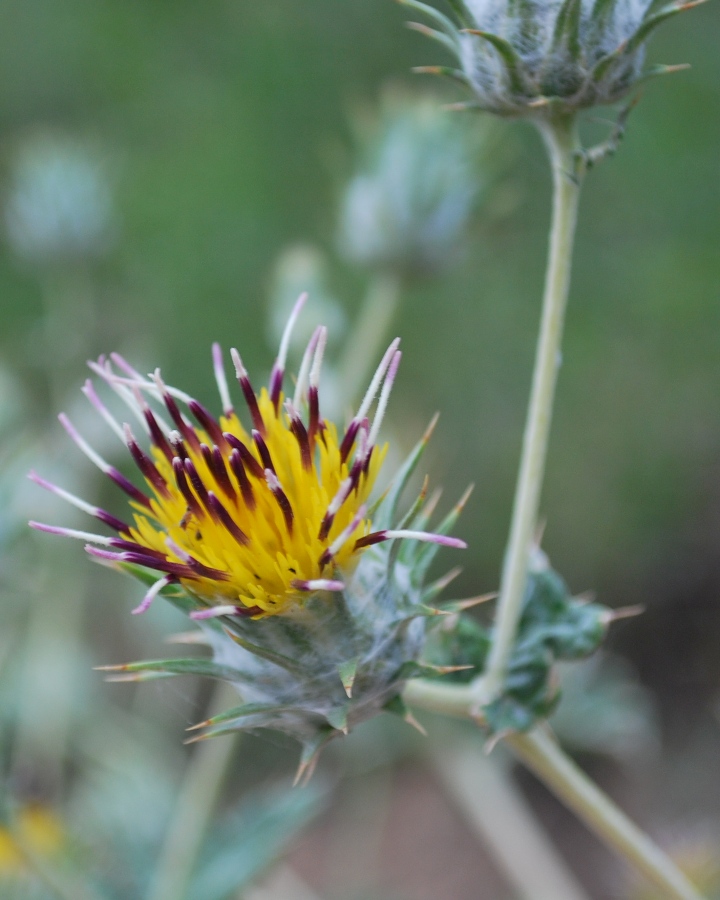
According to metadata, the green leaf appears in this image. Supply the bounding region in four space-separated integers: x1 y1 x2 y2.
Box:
186 786 326 900
551 0 582 58
222 628 308 677
190 703 302 731
96 658 252 682
337 657 360 698
462 30 528 96
406 21 459 56
397 0 461 41
370 414 437 531
626 0 707 53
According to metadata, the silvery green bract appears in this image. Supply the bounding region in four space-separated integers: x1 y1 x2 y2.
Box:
402 0 702 117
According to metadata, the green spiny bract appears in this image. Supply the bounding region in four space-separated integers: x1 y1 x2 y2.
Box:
103 427 470 783
426 546 617 734
401 0 703 118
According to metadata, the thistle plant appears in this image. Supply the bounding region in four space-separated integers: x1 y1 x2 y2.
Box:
30 293 468 780
397 0 708 898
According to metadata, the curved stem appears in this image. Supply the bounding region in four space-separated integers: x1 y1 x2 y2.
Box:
477 115 584 705
403 679 705 900
506 726 704 900
146 682 241 900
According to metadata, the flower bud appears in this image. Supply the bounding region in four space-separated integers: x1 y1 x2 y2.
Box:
402 0 703 118
339 89 500 276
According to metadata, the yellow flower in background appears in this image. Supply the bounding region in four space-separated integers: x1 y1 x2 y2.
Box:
0 806 64 878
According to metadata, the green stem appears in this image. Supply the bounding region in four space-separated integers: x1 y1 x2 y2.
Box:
338 272 402 404
506 726 704 900
477 115 583 705
146 682 241 900
403 680 705 900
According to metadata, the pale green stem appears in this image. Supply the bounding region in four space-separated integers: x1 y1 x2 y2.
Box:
146 682 241 900
403 680 705 900
477 115 583 706
432 741 591 900
337 272 401 404
505 726 704 900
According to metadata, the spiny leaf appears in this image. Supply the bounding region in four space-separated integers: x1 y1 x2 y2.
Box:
188 703 301 732
96 658 251 682
413 65 469 85
421 566 463 603
406 21 459 55
223 628 308 677
413 484 473 581
324 704 350 734
396 0 461 41
371 413 437 530
462 30 529 96
627 0 707 53
445 0 473 27
551 0 582 58
383 694 428 734
294 728 336 787
337 658 360 698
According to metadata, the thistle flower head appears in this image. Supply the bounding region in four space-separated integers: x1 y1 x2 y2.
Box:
403 0 703 118
31 294 468 772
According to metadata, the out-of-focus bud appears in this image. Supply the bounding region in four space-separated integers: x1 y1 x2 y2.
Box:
338 89 501 277
4 133 116 266
401 0 703 118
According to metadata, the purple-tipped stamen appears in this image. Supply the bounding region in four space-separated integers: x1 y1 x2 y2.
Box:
164 537 232 582
173 458 205 519
339 418 360 464
124 425 171 499
319 505 367 568
85 545 197 579
87 358 148 430
169 431 189 460
190 602 263 620
188 399 226 449
228 448 256 510
132 575 174 615
354 530 467 551
28 471 130 533
318 468 362 541
212 343 234 417
201 444 236 500
285 400 312 471
144 407 175 464
290 578 345 592
207 491 249 546
184 458 212 514
252 430 275 474
81 379 125 442
269 291 307 411
230 349 265 435
29 522 115 545
339 337 401 460
307 326 327 445
224 434 264 479
368 349 401 448
293 325 322 408
265 469 293 533
153 370 201 454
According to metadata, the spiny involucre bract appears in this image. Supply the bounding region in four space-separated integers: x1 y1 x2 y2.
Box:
30 294 468 780
401 0 704 117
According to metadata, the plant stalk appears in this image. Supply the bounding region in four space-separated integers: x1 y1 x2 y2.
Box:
477 115 584 705
146 681 241 900
505 726 704 900
403 679 705 900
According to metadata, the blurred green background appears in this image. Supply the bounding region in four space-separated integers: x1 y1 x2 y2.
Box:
1 1 719 898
